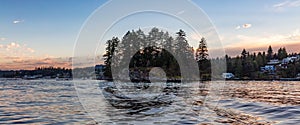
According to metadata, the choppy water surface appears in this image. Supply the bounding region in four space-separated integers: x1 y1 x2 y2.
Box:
0 79 299 124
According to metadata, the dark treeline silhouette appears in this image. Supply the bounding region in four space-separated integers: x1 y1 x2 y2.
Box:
0 66 72 78
103 27 209 81
103 27 300 81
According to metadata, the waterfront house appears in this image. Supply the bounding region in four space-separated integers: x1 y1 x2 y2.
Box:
222 73 235 79
261 65 276 74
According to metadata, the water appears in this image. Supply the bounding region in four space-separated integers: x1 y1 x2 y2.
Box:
0 79 93 124
0 79 299 124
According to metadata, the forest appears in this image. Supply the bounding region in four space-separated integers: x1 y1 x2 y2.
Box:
0 66 72 78
103 27 300 81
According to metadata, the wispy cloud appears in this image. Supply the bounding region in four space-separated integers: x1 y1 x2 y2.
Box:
0 42 35 58
224 29 300 56
235 23 252 30
0 37 6 41
273 0 300 11
0 57 72 70
273 1 290 8
13 19 24 24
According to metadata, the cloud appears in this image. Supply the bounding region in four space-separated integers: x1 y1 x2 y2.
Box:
0 57 72 70
223 29 300 56
235 24 252 30
242 24 252 29
273 0 300 11
27 48 35 53
235 26 241 30
13 19 24 24
0 42 35 58
0 40 72 70
225 42 300 56
273 1 290 8
6 42 20 49
0 37 6 41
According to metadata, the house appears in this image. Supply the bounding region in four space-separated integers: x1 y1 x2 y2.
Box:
281 56 299 68
261 65 276 74
267 59 280 65
222 73 235 79
282 57 297 64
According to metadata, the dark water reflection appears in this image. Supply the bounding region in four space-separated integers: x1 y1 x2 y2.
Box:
0 79 299 124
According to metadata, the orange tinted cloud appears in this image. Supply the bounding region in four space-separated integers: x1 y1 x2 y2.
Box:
222 29 300 56
0 57 72 70
225 42 300 56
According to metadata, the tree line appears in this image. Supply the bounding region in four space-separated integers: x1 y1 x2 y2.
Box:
103 27 300 80
225 46 300 79
0 66 72 78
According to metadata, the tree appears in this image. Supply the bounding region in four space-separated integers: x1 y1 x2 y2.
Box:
278 47 288 60
103 37 119 78
195 37 210 80
240 49 247 77
195 37 209 61
241 49 247 59
267 45 273 61
174 29 194 60
174 29 196 78
234 56 243 78
256 52 265 68
110 28 190 81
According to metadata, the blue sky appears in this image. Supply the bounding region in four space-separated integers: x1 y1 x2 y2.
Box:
1 0 300 69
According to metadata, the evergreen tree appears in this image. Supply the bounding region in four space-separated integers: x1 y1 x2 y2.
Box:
195 37 210 80
278 47 288 60
234 56 243 78
256 52 265 68
241 49 248 77
241 49 247 59
174 29 194 60
225 55 234 73
195 37 209 61
267 45 273 61
103 37 119 78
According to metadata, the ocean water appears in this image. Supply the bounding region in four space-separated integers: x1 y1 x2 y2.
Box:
0 79 299 124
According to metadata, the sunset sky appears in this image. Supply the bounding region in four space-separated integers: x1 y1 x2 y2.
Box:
1 0 300 70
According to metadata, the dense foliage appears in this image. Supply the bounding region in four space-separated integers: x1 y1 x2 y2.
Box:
103 27 300 80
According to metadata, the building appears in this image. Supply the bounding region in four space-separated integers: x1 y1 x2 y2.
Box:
222 73 235 79
267 59 280 65
261 65 276 74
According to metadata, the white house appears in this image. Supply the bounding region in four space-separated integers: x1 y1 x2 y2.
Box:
222 73 235 79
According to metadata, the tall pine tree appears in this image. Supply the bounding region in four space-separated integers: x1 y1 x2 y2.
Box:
103 37 119 78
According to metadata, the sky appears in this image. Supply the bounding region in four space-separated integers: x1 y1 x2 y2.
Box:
1 0 300 70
